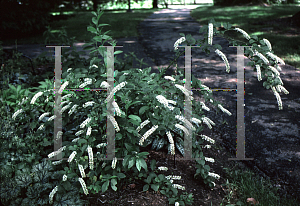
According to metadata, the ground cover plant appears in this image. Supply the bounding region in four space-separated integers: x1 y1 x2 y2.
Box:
1 4 299 206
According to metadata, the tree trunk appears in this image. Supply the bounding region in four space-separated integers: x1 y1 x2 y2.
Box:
127 0 132 12
153 0 158 8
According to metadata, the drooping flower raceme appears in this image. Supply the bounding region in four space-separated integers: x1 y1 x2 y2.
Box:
255 65 262 81
38 124 45 131
234 28 251 40
100 81 109 88
263 38 272 51
87 145 94 170
172 184 185 190
80 117 92 129
61 103 71 114
62 174 67 181
266 52 285 65
136 119 151 133
52 159 63 165
75 130 84 136
12 109 23 120
277 85 289 95
83 101 95 108
49 186 58 204
273 90 283 110
139 125 159 145
68 151 77 163
164 76 176 82
86 127 92 136
156 95 175 111
174 84 193 100
30 91 43 104
58 81 69 94
175 115 196 131
255 51 269 64
200 102 210 111
215 49 230 73
68 104 78 116
105 81 127 103
108 115 120 132
78 177 89 195
48 115 56 122
191 117 202 125
208 23 213 45
112 157 117 169
39 112 50 121
166 131 175 155
175 124 190 137
174 37 186 51
200 134 215 144
78 164 86 178
79 78 92 88
61 93 73 101
217 104 232 116
268 65 280 76
205 157 215 163
201 117 215 129
158 166 168 171
96 143 107 148
112 101 121 116
208 172 220 180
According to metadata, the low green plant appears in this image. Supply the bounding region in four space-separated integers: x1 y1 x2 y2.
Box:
1 7 290 206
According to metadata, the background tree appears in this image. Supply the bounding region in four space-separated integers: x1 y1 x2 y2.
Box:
0 0 62 40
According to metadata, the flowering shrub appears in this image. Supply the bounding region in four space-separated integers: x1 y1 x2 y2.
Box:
0 8 289 206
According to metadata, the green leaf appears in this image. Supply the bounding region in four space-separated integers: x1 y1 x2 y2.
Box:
111 178 117 187
62 181 71 191
111 185 117 191
87 26 97 34
78 139 87 144
91 11 97 16
128 115 141 124
93 36 103 42
151 184 159 191
179 33 185 37
114 50 123 55
137 158 147 171
128 157 135 169
98 24 110 27
102 180 109 193
150 159 156 171
143 184 149 191
252 35 258 41
136 158 141 172
92 17 97 25
139 106 149 115
117 173 126 179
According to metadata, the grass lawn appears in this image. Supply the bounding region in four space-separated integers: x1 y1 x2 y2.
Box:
190 4 300 70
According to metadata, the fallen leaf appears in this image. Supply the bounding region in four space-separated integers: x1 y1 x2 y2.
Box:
247 197 259 205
